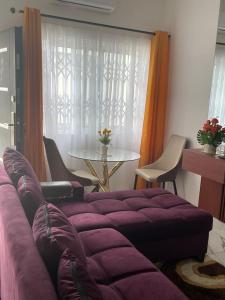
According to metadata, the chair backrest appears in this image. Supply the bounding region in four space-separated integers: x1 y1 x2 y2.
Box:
154 135 187 171
43 136 71 181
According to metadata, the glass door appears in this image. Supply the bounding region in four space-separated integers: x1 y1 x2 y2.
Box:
0 27 23 159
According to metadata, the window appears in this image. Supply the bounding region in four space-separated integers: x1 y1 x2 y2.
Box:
209 45 225 124
42 21 150 161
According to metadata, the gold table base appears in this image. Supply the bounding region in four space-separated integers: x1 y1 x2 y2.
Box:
84 159 124 192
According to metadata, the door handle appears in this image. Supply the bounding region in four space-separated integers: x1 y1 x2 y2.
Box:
0 113 16 147
0 122 14 130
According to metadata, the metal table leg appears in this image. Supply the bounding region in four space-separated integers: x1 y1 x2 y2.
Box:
84 159 124 192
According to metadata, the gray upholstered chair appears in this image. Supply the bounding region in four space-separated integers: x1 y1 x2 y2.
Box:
43 136 99 192
134 135 187 195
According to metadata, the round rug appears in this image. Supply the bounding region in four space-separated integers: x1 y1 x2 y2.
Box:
176 256 225 289
160 256 225 300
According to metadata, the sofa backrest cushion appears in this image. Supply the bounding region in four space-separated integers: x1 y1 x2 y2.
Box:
33 203 86 286
58 249 103 300
0 165 13 186
3 147 40 187
17 175 45 225
0 176 58 300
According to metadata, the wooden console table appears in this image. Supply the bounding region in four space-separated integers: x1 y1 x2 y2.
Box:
182 148 225 221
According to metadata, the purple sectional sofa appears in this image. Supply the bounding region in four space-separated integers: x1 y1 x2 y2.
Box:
0 148 213 300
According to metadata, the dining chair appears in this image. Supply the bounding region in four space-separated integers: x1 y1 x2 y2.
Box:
134 135 187 195
43 136 99 192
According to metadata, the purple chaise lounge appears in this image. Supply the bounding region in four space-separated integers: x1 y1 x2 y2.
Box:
0 148 213 300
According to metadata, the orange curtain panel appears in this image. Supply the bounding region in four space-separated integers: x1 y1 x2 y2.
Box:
137 31 169 189
23 7 46 180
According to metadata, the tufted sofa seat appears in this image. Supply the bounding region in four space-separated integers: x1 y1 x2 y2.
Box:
79 227 187 300
56 188 212 262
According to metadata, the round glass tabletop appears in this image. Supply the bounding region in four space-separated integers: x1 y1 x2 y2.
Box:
69 148 140 162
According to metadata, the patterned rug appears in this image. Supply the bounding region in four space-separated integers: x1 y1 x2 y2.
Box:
160 256 225 300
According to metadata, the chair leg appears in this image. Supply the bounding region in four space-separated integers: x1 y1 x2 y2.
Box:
172 180 177 195
134 175 138 190
92 184 99 192
146 181 152 188
196 253 205 262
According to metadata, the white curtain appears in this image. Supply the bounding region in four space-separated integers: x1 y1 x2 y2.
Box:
209 45 225 125
42 21 150 189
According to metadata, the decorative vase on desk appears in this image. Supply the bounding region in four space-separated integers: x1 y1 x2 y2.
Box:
197 118 225 155
203 144 216 155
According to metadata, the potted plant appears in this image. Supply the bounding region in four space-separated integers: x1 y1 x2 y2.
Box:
98 128 112 157
197 118 225 154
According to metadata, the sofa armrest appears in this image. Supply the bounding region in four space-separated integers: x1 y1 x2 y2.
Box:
40 181 84 202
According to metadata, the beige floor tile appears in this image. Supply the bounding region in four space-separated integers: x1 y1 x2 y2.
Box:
208 230 225 253
209 251 225 267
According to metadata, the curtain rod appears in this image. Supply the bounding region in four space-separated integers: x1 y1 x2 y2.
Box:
10 7 157 36
218 27 225 32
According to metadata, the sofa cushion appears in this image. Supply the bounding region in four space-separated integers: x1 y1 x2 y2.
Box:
79 228 132 256
58 249 103 300
78 227 187 300
0 180 58 300
17 175 45 225
33 203 86 286
79 227 157 282
0 165 13 186
68 213 114 232
65 189 212 242
110 271 188 300
3 147 40 186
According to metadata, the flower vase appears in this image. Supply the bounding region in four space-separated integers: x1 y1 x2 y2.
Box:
203 144 216 155
101 144 108 157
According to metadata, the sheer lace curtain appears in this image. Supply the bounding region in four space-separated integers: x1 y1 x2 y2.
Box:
209 45 225 124
42 21 150 189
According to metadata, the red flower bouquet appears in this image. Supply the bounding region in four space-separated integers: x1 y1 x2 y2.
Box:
197 118 225 147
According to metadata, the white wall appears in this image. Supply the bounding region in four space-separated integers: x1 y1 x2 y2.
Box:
162 0 220 205
0 0 164 32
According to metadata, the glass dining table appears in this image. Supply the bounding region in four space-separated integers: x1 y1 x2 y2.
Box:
68 148 140 192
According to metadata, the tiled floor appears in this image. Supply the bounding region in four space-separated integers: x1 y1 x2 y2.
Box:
207 218 225 266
